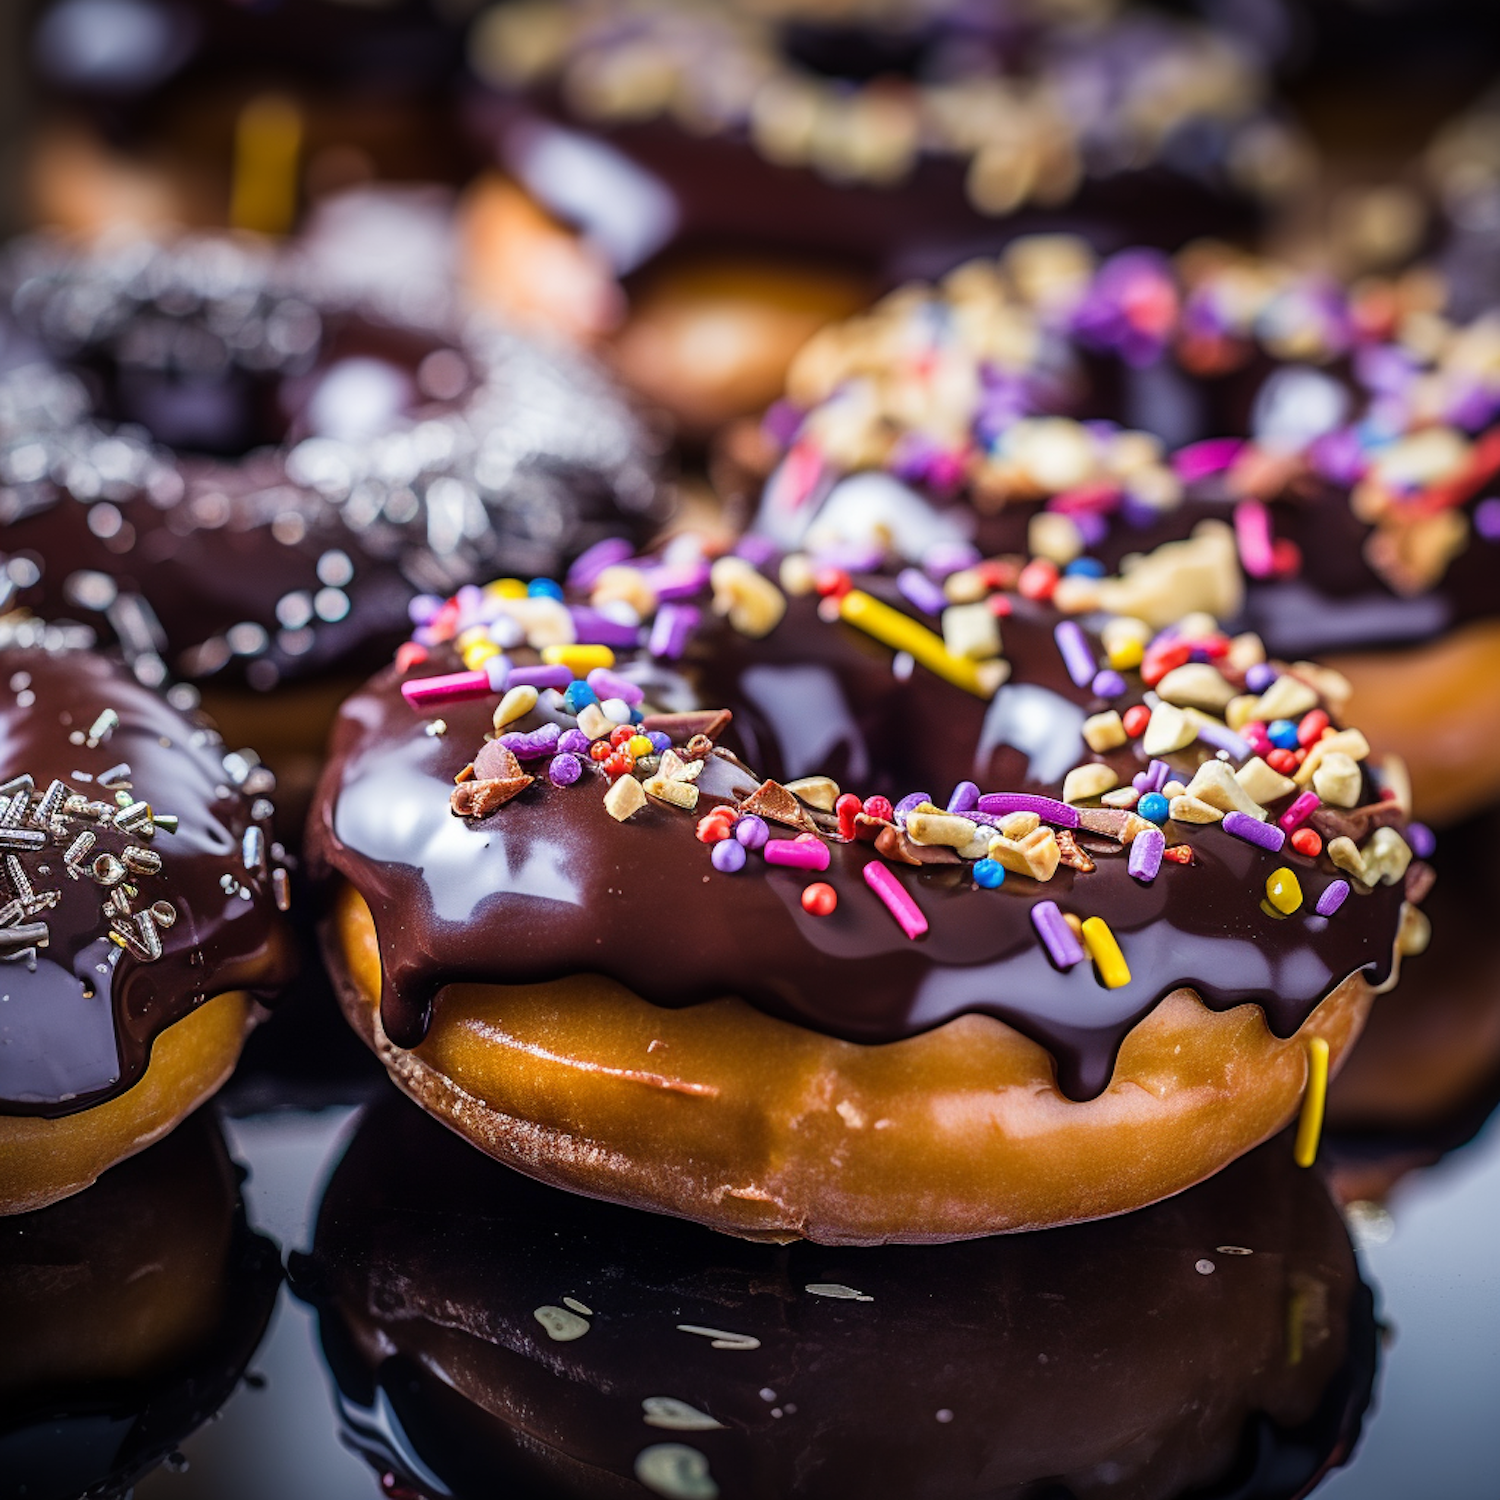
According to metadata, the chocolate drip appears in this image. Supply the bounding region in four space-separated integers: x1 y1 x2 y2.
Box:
310 594 1407 1101
0 648 296 1118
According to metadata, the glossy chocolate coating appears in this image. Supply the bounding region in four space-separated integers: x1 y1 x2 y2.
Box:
311 589 1407 1100
0 1110 280 1499
299 1096 1375 1500
0 647 296 1118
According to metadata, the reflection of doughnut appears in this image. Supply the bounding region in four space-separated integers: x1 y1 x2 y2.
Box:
463 0 1304 429
751 237 1500 822
0 233 666 807
0 1109 280 1500
301 1096 1375 1500
0 637 296 1214
311 536 1426 1243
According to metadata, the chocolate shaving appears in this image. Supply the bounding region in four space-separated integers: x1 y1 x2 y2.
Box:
474 740 526 782
1309 799 1403 846
854 812 894 842
641 709 733 743
684 734 715 761
740 777 819 833
1055 829 1095 873
450 774 532 819
1075 807 1152 844
874 826 961 866
1404 859 1436 905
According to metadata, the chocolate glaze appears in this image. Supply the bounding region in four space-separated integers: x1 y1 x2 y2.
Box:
311 588 1408 1101
0 1110 281 1498
297 1096 1375 1500
0 647 296 1118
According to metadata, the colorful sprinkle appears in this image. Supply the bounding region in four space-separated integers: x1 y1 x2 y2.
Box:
863 860 928 940
1223 810 1286 852
1128 827 1165 882
1265 867 1303 914
1053 620 1097 689
801 882 837 916
1081 916 1131 989
548 754 582 787
1031 900 1085 969
711 839 747 874
1137 792 1169 824
735 814 770 850
1315 880 1350 917
974 793 1079 827
972 858 1006 889
541 644 616 676
1293 1036 1330 1169
839 589 1004 699
765 838 830 872
1279 790 1321 832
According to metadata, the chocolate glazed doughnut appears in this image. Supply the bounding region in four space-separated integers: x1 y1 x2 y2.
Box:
0 1110 280 1500
460 0 1302 430
752 237 1500 823
310 536 1426 1244
0 636 296 1214
296 1097 1375 1500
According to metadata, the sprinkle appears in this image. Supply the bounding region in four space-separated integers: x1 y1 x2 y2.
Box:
1091 669 1126 698
1223 810 1285 852
1279 790 1321 832
1081 916 1130 988
271 867 291 910
1406 822 1436 859
974 793 1079 827
648 602 700 659
0 827 46 851
548 754 582 787
1315 880 1349 917
587 667 645 705
1293 1036 1330 1168
498 723 563 760
1031 900 1085 968
1244 662 1278 694
1195 718 1252 761
241 826 265 872
1128 828 1165 882
1265 867 1303 914
896 567 948 616
568 536 634 590
600 697 633 724
1122 704 1150 738
401 663 506 710
493 684 539 729
801 882 837 915
734 815 769 850
542 644 616 676
863 860 927 939
507 664 573 692
838 590 1006 699
1137 792 1169 825
1233 498 1276 578
711 839 747 873
569 607 639 648
1290 828 1321 858
946 781 980 815
1053 620 1096 689
765 838 830 872
86 708 119 747
973 858 1006 888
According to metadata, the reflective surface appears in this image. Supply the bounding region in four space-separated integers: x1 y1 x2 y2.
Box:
71 1046 1494 1500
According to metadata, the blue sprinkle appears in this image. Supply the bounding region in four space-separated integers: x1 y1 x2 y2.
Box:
646 730 671 754
1138 792 1170 824
527 578 564 600
561 680 598 714
1267 719 1299 750
1064 557 1107 578
973 858 1006 889
630 705 645 724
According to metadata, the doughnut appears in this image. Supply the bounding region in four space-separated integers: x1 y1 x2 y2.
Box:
310 532 1427 1244
0 231 666 810
300 1095 1375 1500
1 1109 280 1498
462 0 1305 430
0 629 296 1215
748 236 1500 823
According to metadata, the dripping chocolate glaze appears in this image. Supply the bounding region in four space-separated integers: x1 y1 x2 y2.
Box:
304 1100 1373 1500
0 648 297 1118
311 587 1409 1102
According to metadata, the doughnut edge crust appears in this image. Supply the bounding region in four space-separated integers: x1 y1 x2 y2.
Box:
328 885 1375 1245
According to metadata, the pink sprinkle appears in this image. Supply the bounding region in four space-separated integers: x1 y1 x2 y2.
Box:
863 860 928 940
1172 437 1244 482
765 838 831 872
400 664 503 710
1233 499 1276 579
1279 791 1322 832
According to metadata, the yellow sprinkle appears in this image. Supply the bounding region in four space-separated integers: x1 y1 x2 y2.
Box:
1081 916 1131 989
229 94 302 236
541 644 615 675
1265 866 1303 915
488 578 528 599
1107 637 1145 671
838 590 1004 699
1293 1036 1329 1168
462 642 500 670
493 684 538 730
627 734 653 758
456 625 490 650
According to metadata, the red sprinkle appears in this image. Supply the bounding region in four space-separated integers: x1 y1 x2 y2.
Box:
1163 844 1195 865
835 793 863 841
696 810 734 843
975 559 1019 591
1270 537 1302 578
1297 709 1330 747
1017 558 1059 602
1141 641 1191 687
801 882 838 916
1123 705 1151 738
987 594 1013 618
1267 748 1299 775
394 641 429 674
589 741 612 763
1290 828 1323 858
862 795 895 824
814 567 852 598
429 600 460 642
603 751 634 779
609 724 635 748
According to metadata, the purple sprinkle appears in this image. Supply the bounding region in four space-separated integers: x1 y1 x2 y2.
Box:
1091 669 1126 698
1128 827 1165 882
922 542 981 580
557 728 591 756
896 567 949 617
484 656 511 693
648 602 700 660
734 533 778 567
498 722 563 760
711 838 748 874
1054 620 1097 689
947 781 981 815
975 792 1080 828
1245 663 1278 694
408 593 443 625
646 562 713 601
507 664 573 692
1223 809 1285 852
1144 760 1170 794
567 536 634 590
646 731 671 754
569 607 642 648
1133 771 1152 793
587 667 645 705
1315 880 1350 916
1032 900 1086 969
810 540 885 574
1475 497 1500 542
1406 822 1436 859
453 584 484 630
762 399 803 446
1196 719 1252 761
735 814 769 850
412 625 439 648
894 792 931 825
548 753 582 787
